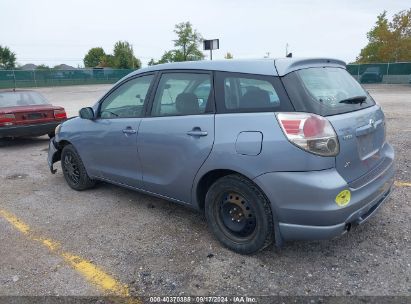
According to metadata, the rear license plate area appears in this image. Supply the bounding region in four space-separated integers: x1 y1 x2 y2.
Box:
358 133 378 159
27 113 44 120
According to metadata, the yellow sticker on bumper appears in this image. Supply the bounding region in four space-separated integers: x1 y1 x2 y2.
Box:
335 190 351 207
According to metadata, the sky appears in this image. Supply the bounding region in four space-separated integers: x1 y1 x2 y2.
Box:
1 0 410 68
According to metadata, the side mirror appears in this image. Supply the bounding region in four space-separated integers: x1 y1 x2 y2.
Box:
79 107 95 120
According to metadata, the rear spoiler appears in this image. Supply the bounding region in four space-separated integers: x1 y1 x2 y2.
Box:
275 58 346 76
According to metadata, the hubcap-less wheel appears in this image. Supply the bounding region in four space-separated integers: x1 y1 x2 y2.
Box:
205 174 274 254
61 144 95 191
63 152 80 185
218 192 257 239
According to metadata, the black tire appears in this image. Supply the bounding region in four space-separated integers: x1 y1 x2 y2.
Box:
48 132 55 139
61 144 95 191
205 174 274 254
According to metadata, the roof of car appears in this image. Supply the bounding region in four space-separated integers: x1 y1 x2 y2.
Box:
129 57 346 78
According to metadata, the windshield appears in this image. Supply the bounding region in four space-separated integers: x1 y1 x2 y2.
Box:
282 67 375 116
0 91 49 107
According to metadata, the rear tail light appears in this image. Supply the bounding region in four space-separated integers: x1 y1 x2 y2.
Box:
276 112 339 156
54 109 67 120
0 114 16 126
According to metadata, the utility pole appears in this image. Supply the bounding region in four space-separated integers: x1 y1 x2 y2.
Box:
12 69 16 91
33 69 37 87
285 43 292 57
131 44 135 69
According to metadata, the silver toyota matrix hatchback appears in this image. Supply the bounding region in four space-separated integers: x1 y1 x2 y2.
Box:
48 58 395 254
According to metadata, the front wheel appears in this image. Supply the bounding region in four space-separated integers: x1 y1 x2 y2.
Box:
205 174 274 254
61 144 95 191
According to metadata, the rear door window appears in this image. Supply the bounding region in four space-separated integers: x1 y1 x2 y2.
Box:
151 72 212 116
215 72 293 113
282 67 375 116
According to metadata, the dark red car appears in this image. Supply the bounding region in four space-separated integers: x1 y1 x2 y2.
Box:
0 90 67 138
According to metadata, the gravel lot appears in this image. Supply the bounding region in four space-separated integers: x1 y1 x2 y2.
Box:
0 84 410 299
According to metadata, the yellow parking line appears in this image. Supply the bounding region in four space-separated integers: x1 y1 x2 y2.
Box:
63 252 130 296
41 238 60 251
0 208 134 300
395 181 411 187
0 209 31 234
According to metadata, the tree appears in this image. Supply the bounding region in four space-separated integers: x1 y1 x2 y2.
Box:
156 50 185 64
356 9 411 63
82 42 141 69
151 22 205 65
113 41 141 69
390 9 411 61
224 52 234 59
147 58 156 66
172 22 204 61
83 47 106 67
99 54 115 68
0 45 16 69
36 64 51 70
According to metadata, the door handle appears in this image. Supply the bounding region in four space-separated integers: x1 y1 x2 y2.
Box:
122 128 137 135
187 129 208 137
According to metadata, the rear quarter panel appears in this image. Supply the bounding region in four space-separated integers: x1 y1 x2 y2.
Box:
191 112 335 207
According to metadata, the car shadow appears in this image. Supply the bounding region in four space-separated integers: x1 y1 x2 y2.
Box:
90 180 375 259
0 136 50 148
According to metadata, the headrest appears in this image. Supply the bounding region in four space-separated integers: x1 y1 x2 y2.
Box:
240 89 270 108
176 92 200 115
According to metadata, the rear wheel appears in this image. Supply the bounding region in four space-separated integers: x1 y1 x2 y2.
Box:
205 174 274 254
61 144 95 191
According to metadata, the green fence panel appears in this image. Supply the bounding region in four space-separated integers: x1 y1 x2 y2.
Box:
2 63 411 88
347 62 411 84
387 62 411 75
346 64 359 76
0 68 136 89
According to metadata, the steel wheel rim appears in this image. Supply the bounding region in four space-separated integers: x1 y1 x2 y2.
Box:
216 191 257 240
63 152 80 185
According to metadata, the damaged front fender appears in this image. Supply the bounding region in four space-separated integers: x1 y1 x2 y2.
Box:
47 138 61 174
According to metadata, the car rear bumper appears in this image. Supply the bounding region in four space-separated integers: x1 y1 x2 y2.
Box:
0 121 60 138
253 143 395 244
277 185 392 241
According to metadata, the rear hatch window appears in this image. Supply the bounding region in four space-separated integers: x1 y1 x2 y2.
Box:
282 67 386 183
282 67 375 116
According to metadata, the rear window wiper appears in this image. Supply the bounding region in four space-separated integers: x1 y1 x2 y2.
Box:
339 95 367 105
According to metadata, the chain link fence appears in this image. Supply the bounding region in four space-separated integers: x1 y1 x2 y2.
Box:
0 68 136 89
1 63 411 89
347 62 411 84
